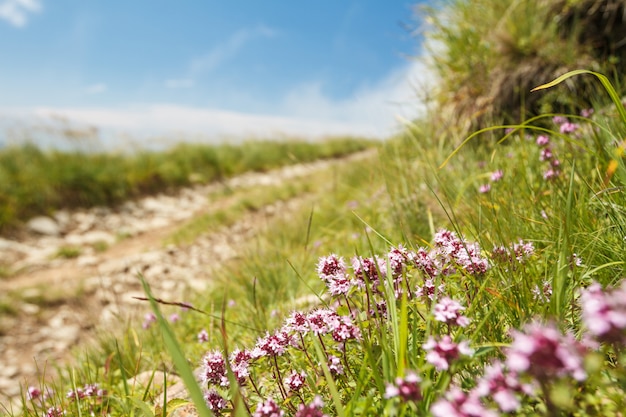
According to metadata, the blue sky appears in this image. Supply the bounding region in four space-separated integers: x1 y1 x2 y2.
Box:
0 0 433 147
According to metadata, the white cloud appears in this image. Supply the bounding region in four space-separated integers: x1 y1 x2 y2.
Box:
165 78 194 89
3 58 436 148
189 25 277 75
85 83 107 94
0 0 41 28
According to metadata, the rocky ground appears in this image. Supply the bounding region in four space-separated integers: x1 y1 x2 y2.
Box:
0 151 370 409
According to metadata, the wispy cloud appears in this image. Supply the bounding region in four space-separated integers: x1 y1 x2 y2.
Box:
165 78 194 89
189 25 277 75
0 0 41 28
8 58 435 147
85 83 107 95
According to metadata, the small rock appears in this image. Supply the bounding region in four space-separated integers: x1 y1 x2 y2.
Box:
27 216 61 236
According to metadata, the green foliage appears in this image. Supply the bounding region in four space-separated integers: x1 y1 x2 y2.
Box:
0 137 375 233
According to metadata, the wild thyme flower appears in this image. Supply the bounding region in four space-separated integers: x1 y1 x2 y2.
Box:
251 330 295 358
581 108 594 118
492 240 534 265
253 398 285 417
328 355 344 375
532 281 552 303
229 348 252 384
384 371 422 402
388 244 411 277
284 311 310 334
543 168 560 181
431 387 498 417
473 361 534 413
506 322 587 382
413 248 438 278
478 184 491 194
536 135 550 147
352 255 386 290
44 407 64 417
294 396 328 417
284 370 307 393
201 350 228 387
434 297 470 327
415 278 445 301
490 170 503 182
423 335 473 371
317 254 347 282
331 315 362 342
539 147 554 161
204 388 228 415
198 329 209 343
580 280 626 345
27 386 41 401
560 121 579 134
306 309 340 336
142 312 157 329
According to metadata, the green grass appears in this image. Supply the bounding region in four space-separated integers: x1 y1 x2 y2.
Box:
0 137 375 234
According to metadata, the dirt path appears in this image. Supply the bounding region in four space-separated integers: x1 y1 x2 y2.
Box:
0 150 374 406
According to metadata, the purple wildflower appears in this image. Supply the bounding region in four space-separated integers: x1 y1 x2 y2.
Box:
317 254 347 282
229 348 252 384
431 387 498 417
201 350 228 387
284 370 307 393
204 388 228 415
506 322 587 382
142 312 157 329
295 396 328 417
580 280 626 345
169 313 180 323
532 281 553 303
27 386 41 401
198 329 209 343
423 335 473 371
253 398 285 417
536 135 550 147
560 122 579 134
328 355 344 376
434 297 470 327
284 311 310 334
415 278 445 301
384 371 422 402
543 168 560 181
581 108 594 118
44 407 65 417
473 361 534 413
479 184 491 194
490 170 504 182
552 115 568 125
306 309 340 336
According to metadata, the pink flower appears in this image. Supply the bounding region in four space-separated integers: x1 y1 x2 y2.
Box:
560 122 579 134
201 350 228 387
423 335 473 370
490 170 503 182
204 388 228 414
532 281 552 303
431 387 498 417
284 370 307 393
317 254 347 281
197 329 209 343
384 371 422 402
479 184 491 194
229 348 252 384
27 386 42 401
506 322 587 382
142 312 157 329
552 115 568 125
581 108 594 118
473 361 534 413
328 355 344 375
295 396 328 417
536 135 550 147
254 398 284 417
580 280 626 344
415 278 445 301
434 297 470 327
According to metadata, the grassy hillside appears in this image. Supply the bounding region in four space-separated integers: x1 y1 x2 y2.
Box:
0 137 375 234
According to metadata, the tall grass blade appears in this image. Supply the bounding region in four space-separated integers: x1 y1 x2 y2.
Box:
139 275 214 417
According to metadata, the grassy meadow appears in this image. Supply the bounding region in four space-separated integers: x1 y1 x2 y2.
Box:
6 0 626 416
0 137 374 234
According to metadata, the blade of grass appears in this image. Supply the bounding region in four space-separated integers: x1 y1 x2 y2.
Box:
139 275 214 417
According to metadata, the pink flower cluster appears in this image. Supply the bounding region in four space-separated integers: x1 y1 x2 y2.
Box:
66 383 107 400
491 240 535 266
580 280 626 344
479 169 504 194
424 335 473 371
536 134 562 181
384 371 422 402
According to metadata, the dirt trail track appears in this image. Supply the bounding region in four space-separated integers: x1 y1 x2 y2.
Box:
0 150 373 406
